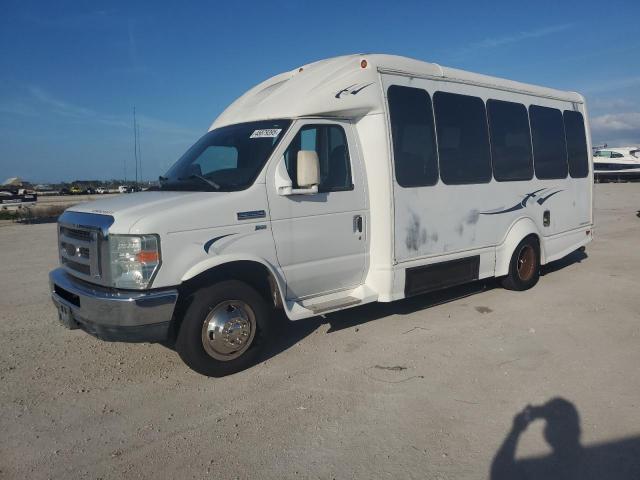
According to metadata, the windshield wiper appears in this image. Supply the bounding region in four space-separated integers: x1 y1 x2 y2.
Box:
178 174 221 190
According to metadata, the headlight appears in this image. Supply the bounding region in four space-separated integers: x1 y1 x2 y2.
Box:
108 234 161 289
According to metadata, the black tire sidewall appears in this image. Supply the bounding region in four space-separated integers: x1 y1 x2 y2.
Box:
504 237 540 291
176 280 270 377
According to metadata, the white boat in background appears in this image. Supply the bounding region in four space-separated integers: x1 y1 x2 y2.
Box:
593 146 640 182
0 189 38 210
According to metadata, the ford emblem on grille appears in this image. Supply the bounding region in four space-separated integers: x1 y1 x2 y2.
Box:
64 243 79 257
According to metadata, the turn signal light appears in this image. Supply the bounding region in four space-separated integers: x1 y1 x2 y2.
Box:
137 251 159 263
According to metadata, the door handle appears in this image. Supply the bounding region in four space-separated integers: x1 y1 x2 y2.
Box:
354 215 363 233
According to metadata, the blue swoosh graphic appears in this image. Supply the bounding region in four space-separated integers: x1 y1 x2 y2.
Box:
204 234 235 254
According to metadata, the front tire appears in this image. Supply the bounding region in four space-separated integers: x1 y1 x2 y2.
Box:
176 280 271 377
501 237 540 291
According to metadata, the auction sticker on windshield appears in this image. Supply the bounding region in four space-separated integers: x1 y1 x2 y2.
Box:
250 129 282 138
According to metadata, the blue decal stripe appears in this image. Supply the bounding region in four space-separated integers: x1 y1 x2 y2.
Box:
480 188 563 215
204 234 235 253
537 190 563 205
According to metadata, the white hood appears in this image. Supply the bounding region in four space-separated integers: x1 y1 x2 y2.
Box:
68 186 269 235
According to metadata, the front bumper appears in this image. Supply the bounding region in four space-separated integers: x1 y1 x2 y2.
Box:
49 267 178 343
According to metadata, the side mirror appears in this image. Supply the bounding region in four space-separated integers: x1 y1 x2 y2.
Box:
296 150 320 188
275 151 319 196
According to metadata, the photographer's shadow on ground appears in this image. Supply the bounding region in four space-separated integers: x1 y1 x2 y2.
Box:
490 397 640 480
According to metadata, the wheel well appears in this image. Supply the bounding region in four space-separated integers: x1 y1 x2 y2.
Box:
167 261 282 343
514 233 541 258
523 233 540 246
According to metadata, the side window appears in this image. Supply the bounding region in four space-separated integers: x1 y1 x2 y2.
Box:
563 110 589 178
487 99 534 181
611 152 624 158
387 85 439 187
433 91 492 185
283 124 353 192
194 146 238 176
529 105 568 179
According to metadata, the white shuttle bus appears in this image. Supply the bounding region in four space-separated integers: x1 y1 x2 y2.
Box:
50 55 593 376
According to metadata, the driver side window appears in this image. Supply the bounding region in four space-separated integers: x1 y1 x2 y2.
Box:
283 124 353 192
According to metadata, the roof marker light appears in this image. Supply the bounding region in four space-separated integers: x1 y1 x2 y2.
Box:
298 67 304 72
360 59 368 69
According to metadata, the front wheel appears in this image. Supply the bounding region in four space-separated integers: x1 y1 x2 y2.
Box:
501 237 540 291
176 280 271 377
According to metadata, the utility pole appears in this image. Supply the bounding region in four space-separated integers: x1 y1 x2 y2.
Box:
137 121 142 185
133 106 139 189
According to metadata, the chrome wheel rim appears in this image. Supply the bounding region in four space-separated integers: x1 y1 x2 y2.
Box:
201 300 256 361
517 245 536 281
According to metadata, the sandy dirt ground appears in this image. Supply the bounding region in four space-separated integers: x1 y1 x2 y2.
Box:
1 183 639 479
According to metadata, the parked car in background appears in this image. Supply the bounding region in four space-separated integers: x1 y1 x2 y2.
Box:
96 187 107 194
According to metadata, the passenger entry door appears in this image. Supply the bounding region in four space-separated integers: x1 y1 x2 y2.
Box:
266 119 368 300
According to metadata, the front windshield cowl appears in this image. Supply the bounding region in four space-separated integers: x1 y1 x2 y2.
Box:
160 120 291 192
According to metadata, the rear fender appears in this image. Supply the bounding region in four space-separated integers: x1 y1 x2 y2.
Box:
495 218 544 277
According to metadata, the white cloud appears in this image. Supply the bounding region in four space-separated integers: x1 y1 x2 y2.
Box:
590 112 640 145
582 76 640 95
23 86 201 139
591 112 640 132
588 97 635 111
28 86 104 120
453 24 573 58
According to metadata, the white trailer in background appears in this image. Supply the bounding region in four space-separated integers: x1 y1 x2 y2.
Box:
50 54 593 376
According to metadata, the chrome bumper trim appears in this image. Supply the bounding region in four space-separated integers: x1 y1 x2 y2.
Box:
49 267 178 328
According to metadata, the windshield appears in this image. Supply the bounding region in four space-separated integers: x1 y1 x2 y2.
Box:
160 120 290 191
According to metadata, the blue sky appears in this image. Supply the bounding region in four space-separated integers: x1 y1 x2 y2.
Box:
1 0 639 183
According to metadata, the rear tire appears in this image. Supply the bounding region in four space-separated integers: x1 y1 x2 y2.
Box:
501 236 540 291
176 280 271 377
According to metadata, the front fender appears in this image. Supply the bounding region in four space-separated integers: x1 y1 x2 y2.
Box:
180 253 288 305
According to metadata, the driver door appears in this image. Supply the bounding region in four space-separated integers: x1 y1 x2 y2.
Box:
266 119 368 300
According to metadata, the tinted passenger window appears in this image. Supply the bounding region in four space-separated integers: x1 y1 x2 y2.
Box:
434 92 492 184
563 110 589 178
387 85 439 187
284 124 352 192
529 105 568 179
487 100 533 181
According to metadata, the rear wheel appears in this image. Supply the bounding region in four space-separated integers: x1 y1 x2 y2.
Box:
501 237 540 291
176 280 271 377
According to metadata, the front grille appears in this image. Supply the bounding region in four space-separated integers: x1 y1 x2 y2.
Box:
60 226 92 242
61 257 91 276
58 225 100 281
57 212 114 286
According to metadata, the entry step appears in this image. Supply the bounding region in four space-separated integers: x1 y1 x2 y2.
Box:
304 296 361 314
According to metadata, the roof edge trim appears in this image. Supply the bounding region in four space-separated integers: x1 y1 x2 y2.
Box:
377 67 583 104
